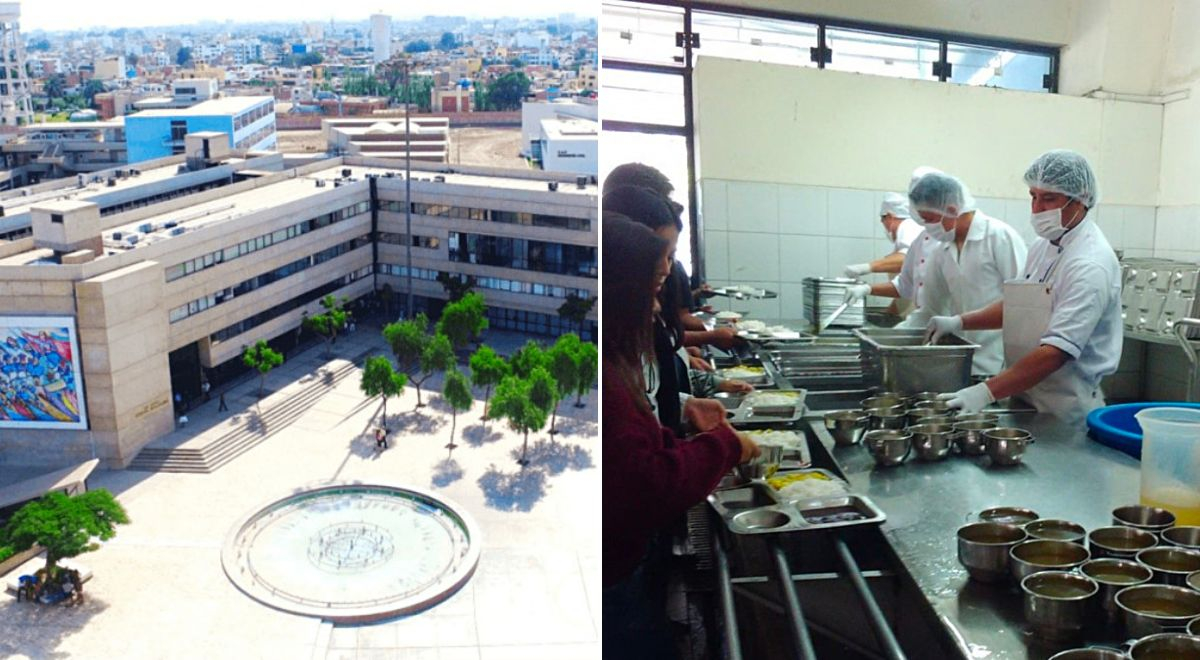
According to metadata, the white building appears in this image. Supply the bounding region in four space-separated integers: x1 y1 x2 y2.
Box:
520 98 598 157
371 14 391 64
94 55 126 80
537 118 597 175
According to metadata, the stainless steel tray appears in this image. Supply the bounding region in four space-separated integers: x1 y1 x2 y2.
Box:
728 389 807 426
853 327 979 395
708 477 885 535
715 366 774 388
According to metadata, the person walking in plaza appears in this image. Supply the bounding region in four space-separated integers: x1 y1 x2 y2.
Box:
218 390 228 412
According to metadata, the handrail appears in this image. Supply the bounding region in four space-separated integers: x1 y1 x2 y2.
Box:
1172 318 1200 402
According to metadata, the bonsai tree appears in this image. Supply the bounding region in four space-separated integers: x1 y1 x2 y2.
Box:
3 490 129 575
436 292 488 352
557 294 595 336
488 374 549 467
442 368 473 451
573 341 598 408
469 345 510 418
547 334 581 434
243 340 284 398
360 355 407 427
303 295 349 357
510 340 548 379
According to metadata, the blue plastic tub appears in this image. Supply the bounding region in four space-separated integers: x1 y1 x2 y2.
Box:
1086 402 1200 459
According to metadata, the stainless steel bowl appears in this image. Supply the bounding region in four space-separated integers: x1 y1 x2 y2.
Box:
908 391 943 405
1137 546 1200 587
907 406 952 428
1080 558 1153 622
1048 649 1126 660
953 420 995 456
864 429 911 467
957 521 1028 582
1115 583 1200 638
979 506 1040 526
911 399 955 416
955 412 1001 426
909 423 955 461
984 427 1034 466
1021 571 1098 641
1129 633 1200 660
1163 526 1200 551
1010 539 1090 582
1026 519 1087 544
1113 504 1177 533
1190 570 1200 594
868 409 908 431
1089 526 1159 559
861 396 906 412
824 410 869 446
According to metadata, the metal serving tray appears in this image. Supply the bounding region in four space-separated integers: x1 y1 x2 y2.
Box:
853 327 979 395
715 366 774 388
708 476 885 535
727 390 808 427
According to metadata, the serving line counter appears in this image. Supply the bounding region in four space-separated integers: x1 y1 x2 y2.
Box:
706 321 1145 659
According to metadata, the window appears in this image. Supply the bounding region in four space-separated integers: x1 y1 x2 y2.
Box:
825 27 940 81
600 1 684 66
692 11 818 67
170 120 187 142
604 69 685 126
947 42 1053 93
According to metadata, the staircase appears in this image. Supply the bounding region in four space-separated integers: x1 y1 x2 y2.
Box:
128 351 370 473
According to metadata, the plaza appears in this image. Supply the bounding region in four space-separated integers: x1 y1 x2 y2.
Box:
0 324 600 659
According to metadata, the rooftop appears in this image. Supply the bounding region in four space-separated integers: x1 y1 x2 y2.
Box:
541 118 598 140
128 96 274 118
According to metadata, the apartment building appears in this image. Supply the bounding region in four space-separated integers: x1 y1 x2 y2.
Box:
0 147 595 469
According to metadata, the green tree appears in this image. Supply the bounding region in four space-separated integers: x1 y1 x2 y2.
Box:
176 46 193 67
547 334 581 434
436 272 476 302
405 40 432 54
527 366 558 440
395 75 434 112
413 333 455 407
299 52 324 66
469 344 510 418
44 74 66 99
473 84 489 111
360 355 407 427
557 294 595 336
442 368 473 450
303 295 349 358
508 57 525 69
438 32 458 51
437 292 488 352
486 71 531 110
488 374 549 467
510 340 548 379
2 490 129 574
82 79 106 106
126 52 140 68
384 312 430 374
243 340 284 398
573 341 597 407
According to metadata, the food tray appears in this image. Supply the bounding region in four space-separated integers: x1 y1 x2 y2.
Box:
708 478 885 535
711 285 778 300
741 429 812 467
716 366 774 388
853 327 979 394
728 390 807 426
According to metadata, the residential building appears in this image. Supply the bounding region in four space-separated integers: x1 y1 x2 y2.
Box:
371 14 392 64
125 96 277 163
94 55 126 80
0 3 32 126
431 85 473 113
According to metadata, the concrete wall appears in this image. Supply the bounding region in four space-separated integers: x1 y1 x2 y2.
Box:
125 115 235 164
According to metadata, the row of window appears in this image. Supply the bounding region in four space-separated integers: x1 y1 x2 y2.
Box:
377 232 441 249
169 235 370 324
235 120 276 150
486 306 597 342
377 263 592 300
164 200 371 282
233 101 275 132
447 232 597 278
210 265 373 344
100 178 234 217
379 200 591 232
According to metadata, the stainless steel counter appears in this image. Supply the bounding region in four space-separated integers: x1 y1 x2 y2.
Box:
810 411 1142 659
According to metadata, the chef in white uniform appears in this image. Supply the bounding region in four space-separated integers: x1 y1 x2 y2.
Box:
844 167 941 327
905 171 1027 376
925 150 1122 422
843 193 925 278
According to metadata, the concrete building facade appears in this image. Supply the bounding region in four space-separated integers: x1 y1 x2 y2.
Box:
125 96 277 163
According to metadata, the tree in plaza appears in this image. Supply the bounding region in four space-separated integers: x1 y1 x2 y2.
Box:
437 292 488 352
547 334 582 434
442 368 473 451
413 333 456 408
485 71 531 110
527 366 558 440
556 294 595 336
2 490 129 575
243 339 284 398
573 341 598 408
303 295 349 358
436 272 476 303
384 313 430 374
469 344 510 419
488 374 549 467
360 355 407 427
510 339 548 379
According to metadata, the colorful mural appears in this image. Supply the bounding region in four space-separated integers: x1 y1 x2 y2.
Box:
0 316 88 430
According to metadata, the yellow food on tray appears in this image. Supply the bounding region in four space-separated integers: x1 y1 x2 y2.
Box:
767 472 831 490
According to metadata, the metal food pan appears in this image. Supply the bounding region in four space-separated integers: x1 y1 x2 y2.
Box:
728 391 808 427
708 481 886 535
854 328 979 395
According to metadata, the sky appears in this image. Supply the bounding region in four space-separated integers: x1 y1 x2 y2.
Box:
19 0 596 32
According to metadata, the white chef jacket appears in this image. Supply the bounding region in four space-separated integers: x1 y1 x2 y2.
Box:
893 230 933 327
893 217 924 254
1019 217 1122 390
908 212 1027 375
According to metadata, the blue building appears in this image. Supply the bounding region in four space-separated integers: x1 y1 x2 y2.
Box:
124 96 277 164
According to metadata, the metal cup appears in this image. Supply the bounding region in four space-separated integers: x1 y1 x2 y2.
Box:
1162 526 1200 551
868 409 908 431
1021 571 1098 641
1136 546 1200 586
953 420 995 456
1112 504 1176 534
824 410 869 446
1089 525 1159 560
1115 584 1200 638
1026 519 1087 544
1128 633 1200 659
957 521 1027 582
1048 649 1126 660
1010 539 1090 582
864 429 911 467
978 507 1039 526
862 396 906 412
1080 558 1153 622
909 423 955 461
984 427 1034 466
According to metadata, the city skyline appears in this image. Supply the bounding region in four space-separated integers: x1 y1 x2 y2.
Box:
19 0 594 32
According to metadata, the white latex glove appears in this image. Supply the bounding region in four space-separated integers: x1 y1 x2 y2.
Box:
939 383 995 414
843 263 872 278
924 315 964 345
843 283 871 304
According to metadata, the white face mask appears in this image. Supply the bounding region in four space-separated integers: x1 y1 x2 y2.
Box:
924 218 956 243
1031 206 1081 241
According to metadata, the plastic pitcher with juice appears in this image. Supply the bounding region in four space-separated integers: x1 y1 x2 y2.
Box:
1135 407 1200 526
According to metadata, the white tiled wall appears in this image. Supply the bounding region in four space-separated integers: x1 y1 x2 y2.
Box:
699 178 1157 321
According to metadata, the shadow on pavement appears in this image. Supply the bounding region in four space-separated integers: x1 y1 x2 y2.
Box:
0 594 110 659
391 412 446 436
462 424 504 447
513 439 594 476
431 458 465 488
477 464 549 512
549 416 597 438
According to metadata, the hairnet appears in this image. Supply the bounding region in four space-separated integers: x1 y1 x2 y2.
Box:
879 192 910 219
1023 149 1098 208
908 172 977 218
908 165 943 192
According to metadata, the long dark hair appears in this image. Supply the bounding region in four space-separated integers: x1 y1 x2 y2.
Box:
603 213 669 412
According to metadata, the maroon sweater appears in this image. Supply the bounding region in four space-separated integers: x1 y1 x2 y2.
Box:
603 362 743 586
